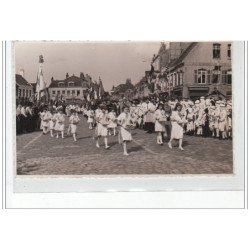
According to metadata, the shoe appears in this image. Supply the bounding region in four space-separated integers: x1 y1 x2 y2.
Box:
179 147 184 151
105 146 110 149
168 142 172 149
123 152 129 156
96 144 100 148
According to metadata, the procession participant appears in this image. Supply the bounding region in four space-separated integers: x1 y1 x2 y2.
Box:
95 105 110 149
164 101 172 139
16 105 22 134
186 107 195 135
107 108 117 136
55 108 65 139
168 103 187 151
202 108 210 137
40 107 50 135
49 109 56 137
25 106 33 133
218 102 228 139
214 100 221 138
196 106 205 136
117 106 135 156
208 105 216 137
154 103 166 145
20 105 28 133
143 99 156 133
66 105 71 117
87 107 95 130
199 96 206 109
226 102 232 139
69 109 81 142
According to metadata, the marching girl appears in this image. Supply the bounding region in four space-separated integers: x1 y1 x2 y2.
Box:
117 106 136 156
48 109 56 137
154 104 167 145
107 108 117 136
69 109 81 142
214 101 221 138
87 108 95 130
40 108 50 135
55 108 65 139
186 107 195 135
95 105 110 149
168 103 187 151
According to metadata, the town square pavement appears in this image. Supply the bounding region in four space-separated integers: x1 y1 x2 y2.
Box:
16 115 233 175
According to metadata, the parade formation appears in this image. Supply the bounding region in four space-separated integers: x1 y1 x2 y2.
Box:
16 94 233 156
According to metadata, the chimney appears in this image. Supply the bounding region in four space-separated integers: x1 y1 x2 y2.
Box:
20 69 25 78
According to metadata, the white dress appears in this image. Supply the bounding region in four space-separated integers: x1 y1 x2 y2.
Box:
87 110 94 123
218 109 228 132
170 111 184 139
55 114 65 132
69 115 80 133
41 112 50 128
96 112 108 137
107 112 117 128
154 109 166 132
117 112 133 141
48 113 55 130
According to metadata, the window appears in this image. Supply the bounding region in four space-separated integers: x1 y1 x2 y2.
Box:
52 91 56 95
23 89 25 97
67 90 70 96
62 90 65 95
195 69 206 84
26 89 28 96
77 90 80 96
228 44 231 59
212 71 220 84
207 70 211 84
213 43 221 59
29 90 31 97
179 72 183 85
72 90 75 95
227 71 232 84
18 89 21 97
222 71 227 83
57 90 60 95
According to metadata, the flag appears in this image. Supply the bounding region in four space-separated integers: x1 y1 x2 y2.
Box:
94 90 98 100
36 58 46 101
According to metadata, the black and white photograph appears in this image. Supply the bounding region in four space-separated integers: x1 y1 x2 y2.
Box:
15 41 234 176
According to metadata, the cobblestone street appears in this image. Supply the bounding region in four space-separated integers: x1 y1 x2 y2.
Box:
16 115 233 175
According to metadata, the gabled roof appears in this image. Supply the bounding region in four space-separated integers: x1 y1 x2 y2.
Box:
16 74 30 86
167 42 198 69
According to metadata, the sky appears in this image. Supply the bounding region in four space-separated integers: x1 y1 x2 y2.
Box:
14 41 162 91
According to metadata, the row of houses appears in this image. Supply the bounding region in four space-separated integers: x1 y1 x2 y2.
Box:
144 41 232 99
111 42 232 101
16 70 106 104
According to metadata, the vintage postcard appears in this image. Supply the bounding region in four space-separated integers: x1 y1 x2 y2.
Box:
5 41 245 193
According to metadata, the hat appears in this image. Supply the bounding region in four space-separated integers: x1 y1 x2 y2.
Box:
200 96 205 99
210 105 216 110
195 100 200 104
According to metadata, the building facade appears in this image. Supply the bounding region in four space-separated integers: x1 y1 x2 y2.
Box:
161 42 232 99
16 72 34 101
48 73 104 103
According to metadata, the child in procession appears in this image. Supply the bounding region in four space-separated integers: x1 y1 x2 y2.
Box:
54 108 65 139
154 104 167 145
69 109 81 142
40 107 50 135
95 105 110 149
107 108 117 136
168 103 187 151
117 106 136 156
